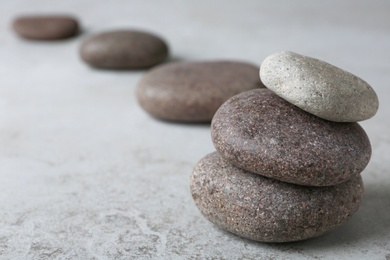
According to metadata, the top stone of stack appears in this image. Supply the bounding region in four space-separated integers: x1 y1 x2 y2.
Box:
260 51 379 122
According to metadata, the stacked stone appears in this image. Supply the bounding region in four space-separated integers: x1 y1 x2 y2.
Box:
190 51 379 242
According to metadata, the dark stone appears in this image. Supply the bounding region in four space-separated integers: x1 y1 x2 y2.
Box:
79 30 168 69
136 61 264 122
190 152 364 242
211 89 371 186
12 15 79 40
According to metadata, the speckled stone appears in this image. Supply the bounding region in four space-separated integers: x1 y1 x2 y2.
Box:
12 15 79 40
136 61 264 122
260 51 379 122
211 89 371 186
190 152 364 243
79 30 168 69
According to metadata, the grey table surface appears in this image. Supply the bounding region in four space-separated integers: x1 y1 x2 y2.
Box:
1 0 389 259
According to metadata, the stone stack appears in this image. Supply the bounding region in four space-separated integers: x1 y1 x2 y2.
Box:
190 51 379 242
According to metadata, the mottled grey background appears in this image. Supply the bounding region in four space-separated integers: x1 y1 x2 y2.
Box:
0 0 389 259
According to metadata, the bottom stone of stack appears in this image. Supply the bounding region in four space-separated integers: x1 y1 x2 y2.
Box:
190 152 364 243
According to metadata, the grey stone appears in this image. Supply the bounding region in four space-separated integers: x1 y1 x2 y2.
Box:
136 61 264 122
79 30 168 69
259 51 379 122
12 15 79 40
190 152 364 243
211 89 371 186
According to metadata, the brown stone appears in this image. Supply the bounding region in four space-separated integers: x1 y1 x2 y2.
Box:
211 89 371 186
12 15 79 40
79 30 168 69
190 152 364 242
136 61 264 122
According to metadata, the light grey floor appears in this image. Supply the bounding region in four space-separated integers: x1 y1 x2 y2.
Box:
1 1 389 259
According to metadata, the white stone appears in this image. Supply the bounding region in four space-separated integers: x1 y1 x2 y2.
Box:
260 51 379 122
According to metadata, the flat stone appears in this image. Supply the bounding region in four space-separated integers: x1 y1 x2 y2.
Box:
211 89 371 186
79 30 168 69
190 152 364 243
259 51 379 122
12 15 79 40
136 61 264 122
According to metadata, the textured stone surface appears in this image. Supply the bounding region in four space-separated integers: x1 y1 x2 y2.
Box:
2 1 390 259
190 152 364 242
211 89 371 186
12 15 79 40
79 30 168 69
136 61 264 122
260 51 379 122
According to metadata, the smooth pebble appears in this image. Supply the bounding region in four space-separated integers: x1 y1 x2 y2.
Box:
211 89 371 186
190 152 364 242
79 30 168 69
260 51 379 122
12 15 79 40
136 61 264 122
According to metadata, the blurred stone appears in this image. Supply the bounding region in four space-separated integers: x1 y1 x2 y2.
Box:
136 61 264 122
12 15 79 40
80 30 168 69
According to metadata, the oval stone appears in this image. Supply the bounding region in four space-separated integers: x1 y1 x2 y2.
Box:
211 89 371 186
259 51 379 122
12 15 79 40
136 61 264 122
79 30 168 69
190 152 364 243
